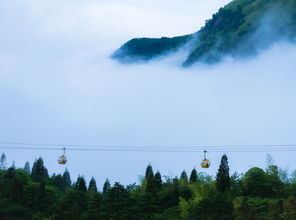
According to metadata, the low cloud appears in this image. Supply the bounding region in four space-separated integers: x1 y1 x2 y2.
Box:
0 0 295 186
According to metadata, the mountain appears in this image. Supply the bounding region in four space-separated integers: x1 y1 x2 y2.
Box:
112 0 296 66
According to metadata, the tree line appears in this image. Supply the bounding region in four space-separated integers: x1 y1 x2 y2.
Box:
1 152 296 220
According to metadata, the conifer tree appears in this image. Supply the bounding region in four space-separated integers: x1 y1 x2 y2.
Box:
189 168 198 183
62 168 71 188
180 170 188 183
145 164 154 179
31 157 49 182
88 177 98 192
0 152 7 170
216 154 230 192
154 171 162 189
23 161 31 174
103 179 111 193
145 164 156 192
75 176 87 192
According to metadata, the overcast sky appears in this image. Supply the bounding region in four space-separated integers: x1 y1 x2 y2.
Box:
1 0 296 188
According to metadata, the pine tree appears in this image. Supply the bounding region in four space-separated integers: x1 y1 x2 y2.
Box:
102 182 129 219
189 168 198 183
103 179 111 193
154 171 162 189
180 170 188 183
216 154 230 192
75 176 87 192
31 157 49 182
0 152 7 170
88 177 97 192
63 168 71 188
23 161 31 174
145 164 154 179
145 164 155 193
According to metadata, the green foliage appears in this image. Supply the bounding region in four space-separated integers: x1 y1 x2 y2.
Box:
88 177 98 192
180 170 188 183
189 168 197 183
23 161 31 175
75 176 87 192
154 171 163 190
2 157 296 219
103 178 111 194
31 157 49 183
216 154 231 192
112 35 192 62
62 169 71 189
0 153 7 170
113 0 296 66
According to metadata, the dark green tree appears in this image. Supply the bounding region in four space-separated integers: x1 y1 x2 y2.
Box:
189 168 198 183
101 182 130 220
145 164 156 193
0 152 7 170
83 191 101 220
180 170 188 183
103 179 111 194
51 174 65 191
88 177 97 192
216 154 230 192
62 168 71 188
31 157 49 182
243 167 273 197
154 171 162 190
75 176 87 192
23 161 31 174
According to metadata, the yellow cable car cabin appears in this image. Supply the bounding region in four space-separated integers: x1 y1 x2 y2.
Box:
201 150 210 168
58 155 67 164
58 147 67 165
201 159 210 168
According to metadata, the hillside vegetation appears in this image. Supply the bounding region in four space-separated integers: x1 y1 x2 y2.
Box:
112 0 296 66
2 153 296 219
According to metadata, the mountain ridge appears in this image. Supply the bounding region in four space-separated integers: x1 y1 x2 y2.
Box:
112 0 296 66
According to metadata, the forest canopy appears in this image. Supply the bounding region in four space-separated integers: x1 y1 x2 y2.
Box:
1 152 296 220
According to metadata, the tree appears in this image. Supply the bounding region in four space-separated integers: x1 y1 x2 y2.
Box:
88 177 97 192
180 170 188 183
23 161 31 174
145 164 154 179
189 168 198 183
62 169 71 188
31 157 49 182
243 167 272 197
101 182 130 220
83 191 101 220
154 171 162 190
0 152 7 170
51 174 65 191
145 164 156 192
75 176 87 192
103 179 111 194
216 154 230 192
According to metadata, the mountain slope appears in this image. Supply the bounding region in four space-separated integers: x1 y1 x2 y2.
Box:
112 0 296 66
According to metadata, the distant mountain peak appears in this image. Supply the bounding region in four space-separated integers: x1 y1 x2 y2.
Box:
112 0 296 66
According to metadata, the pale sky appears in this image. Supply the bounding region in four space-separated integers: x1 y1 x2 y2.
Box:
1 0 296 188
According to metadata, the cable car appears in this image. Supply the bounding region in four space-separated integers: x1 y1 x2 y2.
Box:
58 147 67 165
201 150 210 168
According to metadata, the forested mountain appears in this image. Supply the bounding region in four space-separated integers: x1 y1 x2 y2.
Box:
112 0 296 66
1 152 296 219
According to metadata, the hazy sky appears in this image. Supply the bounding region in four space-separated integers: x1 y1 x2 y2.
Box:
1 0 296 188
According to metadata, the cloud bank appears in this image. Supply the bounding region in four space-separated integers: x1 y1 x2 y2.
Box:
0 0 296 186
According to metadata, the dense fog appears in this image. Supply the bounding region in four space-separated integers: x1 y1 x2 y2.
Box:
1 0 296 187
